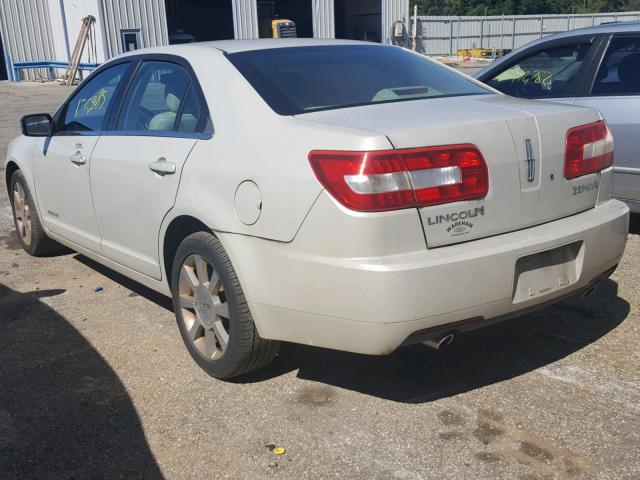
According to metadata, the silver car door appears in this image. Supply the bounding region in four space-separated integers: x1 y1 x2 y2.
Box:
575 34 640 206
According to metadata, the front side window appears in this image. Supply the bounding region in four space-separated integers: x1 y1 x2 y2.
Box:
227 45 490 115
60 63 128 133
592 36 640 96
485 44 591 98
117 61 203 133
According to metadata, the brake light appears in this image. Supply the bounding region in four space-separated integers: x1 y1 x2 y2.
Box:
308 145 488 212
565 120 613 179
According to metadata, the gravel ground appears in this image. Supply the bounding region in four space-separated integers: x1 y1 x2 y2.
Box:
0 80 639 480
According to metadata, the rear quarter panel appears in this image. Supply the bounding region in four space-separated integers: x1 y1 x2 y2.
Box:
168 49 392 243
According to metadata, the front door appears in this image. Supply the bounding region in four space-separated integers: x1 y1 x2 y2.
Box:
482 42 597 106
32 62 130 251
90 60 210 279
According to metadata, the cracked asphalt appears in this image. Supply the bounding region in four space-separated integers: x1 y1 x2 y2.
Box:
0 80 639 480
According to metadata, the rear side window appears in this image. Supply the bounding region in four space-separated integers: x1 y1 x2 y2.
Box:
60 63 128 132
117 61 206 133
227 45 490 115
592 36 640 96
485 44 591 98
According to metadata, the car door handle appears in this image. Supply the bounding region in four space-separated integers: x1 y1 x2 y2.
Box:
70 151 87 165
148 158 176 175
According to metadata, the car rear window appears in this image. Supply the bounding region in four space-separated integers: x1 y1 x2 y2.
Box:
226 45 491 115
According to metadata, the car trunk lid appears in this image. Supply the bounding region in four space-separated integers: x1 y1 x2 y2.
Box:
297 95 603 247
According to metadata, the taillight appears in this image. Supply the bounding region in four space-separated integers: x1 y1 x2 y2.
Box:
308 145 488 212
565 120 613 179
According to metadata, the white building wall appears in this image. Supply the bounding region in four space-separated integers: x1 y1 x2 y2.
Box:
99 0 168 58
63 0 108 63
313 0 335 39
382 0 410 44
232 0 259 39
0 0 58 80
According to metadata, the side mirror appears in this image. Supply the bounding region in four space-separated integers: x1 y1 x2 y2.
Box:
21 114 53 137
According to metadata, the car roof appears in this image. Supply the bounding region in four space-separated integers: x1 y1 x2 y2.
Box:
476 20 640 77
117 38 377 59
524 19 640 45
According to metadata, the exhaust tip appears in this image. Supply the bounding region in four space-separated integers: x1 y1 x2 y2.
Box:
423 333 455 350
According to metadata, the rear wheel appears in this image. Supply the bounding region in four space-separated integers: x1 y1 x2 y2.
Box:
10 170 63 256
171 232 279 379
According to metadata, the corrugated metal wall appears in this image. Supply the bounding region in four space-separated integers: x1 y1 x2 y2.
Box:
415 12 640 56
232 0 258 39
382 0 409 44
312 0 334 39
0 0 57 80
100 0 168 58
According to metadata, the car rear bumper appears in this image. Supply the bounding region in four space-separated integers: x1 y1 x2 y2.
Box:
221 199 629 355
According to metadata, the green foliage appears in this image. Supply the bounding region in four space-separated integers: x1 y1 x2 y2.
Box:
410 0 637 15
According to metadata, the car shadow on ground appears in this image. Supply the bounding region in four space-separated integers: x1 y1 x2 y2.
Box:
0 284 163 479
74 254 173 311
241 279 630 403
68 252 630 405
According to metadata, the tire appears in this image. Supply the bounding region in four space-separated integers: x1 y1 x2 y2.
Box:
170 231 280 379
9 170 63 256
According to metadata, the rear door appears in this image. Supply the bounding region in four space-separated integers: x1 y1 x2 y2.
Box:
89 57 212 279
574 34 640 204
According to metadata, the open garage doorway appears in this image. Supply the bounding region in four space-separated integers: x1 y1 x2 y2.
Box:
257 0 313 38
165 0 234 43
0 33 7 80
335 0 381 43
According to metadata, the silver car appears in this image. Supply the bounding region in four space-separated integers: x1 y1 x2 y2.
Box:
476 21 640 213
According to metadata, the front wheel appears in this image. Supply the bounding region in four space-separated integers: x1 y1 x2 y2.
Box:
9 170 63 256
170 232 279 379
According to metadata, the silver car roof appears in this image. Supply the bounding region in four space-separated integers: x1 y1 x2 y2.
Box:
476 20 640 77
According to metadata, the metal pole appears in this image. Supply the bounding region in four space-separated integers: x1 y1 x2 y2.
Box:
456 16 461 54
499 14 504 54
480 18 484 49
412 4 417 51
512 16 516 50
539 16 544 38
449 18 453 56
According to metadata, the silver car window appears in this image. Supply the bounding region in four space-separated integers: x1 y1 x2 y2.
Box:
592 36 640 96
485 44 591 99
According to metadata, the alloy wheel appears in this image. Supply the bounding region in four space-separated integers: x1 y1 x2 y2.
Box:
12 182 32 246
178 254 230 360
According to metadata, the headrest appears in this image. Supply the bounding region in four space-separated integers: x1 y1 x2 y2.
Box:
161 71 189 113
618 52 640 84
166 92 181 113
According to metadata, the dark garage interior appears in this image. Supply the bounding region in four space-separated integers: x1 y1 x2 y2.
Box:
0 34 7 80
165 0 234 43
335 0 381 42
257 0 313 38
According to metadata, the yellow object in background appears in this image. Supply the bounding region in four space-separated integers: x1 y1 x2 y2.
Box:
272 19 297 38
273 447 286 455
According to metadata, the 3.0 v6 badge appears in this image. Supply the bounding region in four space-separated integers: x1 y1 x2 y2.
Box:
572 180 599 195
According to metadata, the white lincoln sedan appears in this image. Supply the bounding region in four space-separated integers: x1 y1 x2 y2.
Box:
6 39 629 379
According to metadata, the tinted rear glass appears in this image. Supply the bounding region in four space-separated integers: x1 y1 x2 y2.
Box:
227 45 491 115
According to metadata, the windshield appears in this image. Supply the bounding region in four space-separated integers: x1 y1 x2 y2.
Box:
226 45 491 115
